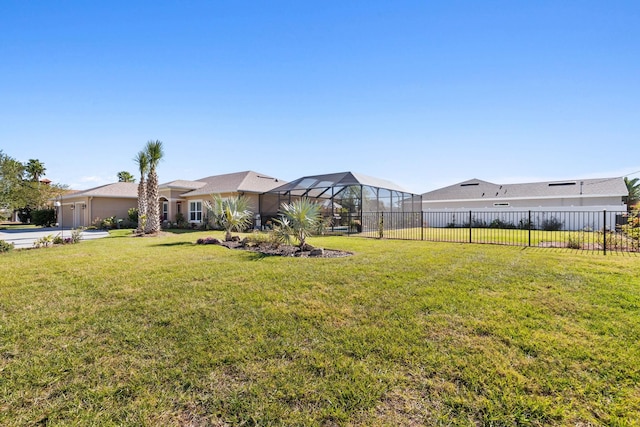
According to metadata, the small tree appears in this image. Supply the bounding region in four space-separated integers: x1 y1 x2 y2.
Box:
204 194 254 241
24 159 46 182
117 171 136 183
272 198 321 249
625 177 640 212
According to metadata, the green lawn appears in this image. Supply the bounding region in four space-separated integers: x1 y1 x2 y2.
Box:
359 227 639 252
1 230 639 425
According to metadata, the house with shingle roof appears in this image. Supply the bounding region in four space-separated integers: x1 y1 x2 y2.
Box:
160 171 284 224
57 182 138 228
421 177 628 230
56 171 285 228
422 177 628 210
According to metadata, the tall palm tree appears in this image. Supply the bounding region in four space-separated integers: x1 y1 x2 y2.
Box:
117 171 136 183
625 177 640 211
144 140 164 234
204 194 254 241
25 159 46 182
134 151 149 234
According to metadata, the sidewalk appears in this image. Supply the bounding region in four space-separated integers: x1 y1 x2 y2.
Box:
0 227 110 249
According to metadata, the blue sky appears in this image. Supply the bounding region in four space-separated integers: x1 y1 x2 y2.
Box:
1 1 639 193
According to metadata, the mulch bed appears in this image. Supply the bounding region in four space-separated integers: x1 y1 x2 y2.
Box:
198 237 353 258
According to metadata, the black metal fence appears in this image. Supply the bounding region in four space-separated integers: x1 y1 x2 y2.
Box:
334 210 639 254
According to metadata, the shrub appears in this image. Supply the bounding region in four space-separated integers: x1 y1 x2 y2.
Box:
243 231 278 247
93 216 118 230
119 219 137 229
489 218 516 229
31 208 57 227
175 212 189 229
128 208 139 223
33 234 54 248
272 198 321 249
620 210 639 242
70 228 83 244
541 216 563 231
566 232 583 249
0 240 14 253
464 217 487 228
315 216 333 236
596 231 634 251
204 195 254 241
517 218 533 230
17 208 31 224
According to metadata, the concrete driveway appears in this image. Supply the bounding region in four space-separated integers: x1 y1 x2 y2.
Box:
0 227 110 249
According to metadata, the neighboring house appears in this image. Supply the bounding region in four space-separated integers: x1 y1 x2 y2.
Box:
57 182 138 228
421 177 628 230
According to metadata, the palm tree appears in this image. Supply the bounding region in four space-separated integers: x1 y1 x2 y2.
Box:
625 177 640 211
273 198 321 249
24 159 46 182
204 194 254 241
117 171 136 183
134 151 149 234
144 140 164 234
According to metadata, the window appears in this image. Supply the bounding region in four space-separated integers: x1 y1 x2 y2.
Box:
189 201 202 222
162 202 168 221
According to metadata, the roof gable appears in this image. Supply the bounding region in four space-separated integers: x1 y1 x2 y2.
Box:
181 171 284 197
61 182 138 199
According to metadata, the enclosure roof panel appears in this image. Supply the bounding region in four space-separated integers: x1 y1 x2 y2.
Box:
269 171 415 195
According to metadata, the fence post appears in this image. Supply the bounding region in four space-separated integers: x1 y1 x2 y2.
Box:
528 210 531 247
469 210 473 243
603 210 607 255
420 212 424 241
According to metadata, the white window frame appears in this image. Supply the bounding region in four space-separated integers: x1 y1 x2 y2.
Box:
189 200 203 222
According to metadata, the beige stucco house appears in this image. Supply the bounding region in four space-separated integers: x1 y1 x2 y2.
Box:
57 182 138 228
58 171 285 228
174 171 284 226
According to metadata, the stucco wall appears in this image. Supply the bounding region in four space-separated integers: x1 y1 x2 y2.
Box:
89 198 137 226
423 196 625 211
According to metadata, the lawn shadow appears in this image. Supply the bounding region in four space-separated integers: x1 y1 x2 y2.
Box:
152 242 196 247
161 229 203 235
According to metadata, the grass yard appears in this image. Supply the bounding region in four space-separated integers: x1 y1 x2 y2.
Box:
1 230 639 425
359 227 640 252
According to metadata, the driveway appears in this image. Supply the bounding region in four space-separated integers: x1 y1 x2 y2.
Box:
0 227 110 249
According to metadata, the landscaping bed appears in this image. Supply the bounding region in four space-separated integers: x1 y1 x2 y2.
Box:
198 236 353 257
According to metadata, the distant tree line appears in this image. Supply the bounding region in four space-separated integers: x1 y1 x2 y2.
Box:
0 150 67 222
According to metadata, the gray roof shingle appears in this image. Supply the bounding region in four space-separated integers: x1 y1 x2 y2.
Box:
422 177 628 201
61 182 138 199
182 171 284 197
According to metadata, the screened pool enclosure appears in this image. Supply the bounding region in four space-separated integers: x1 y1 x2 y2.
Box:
258 172 422 233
